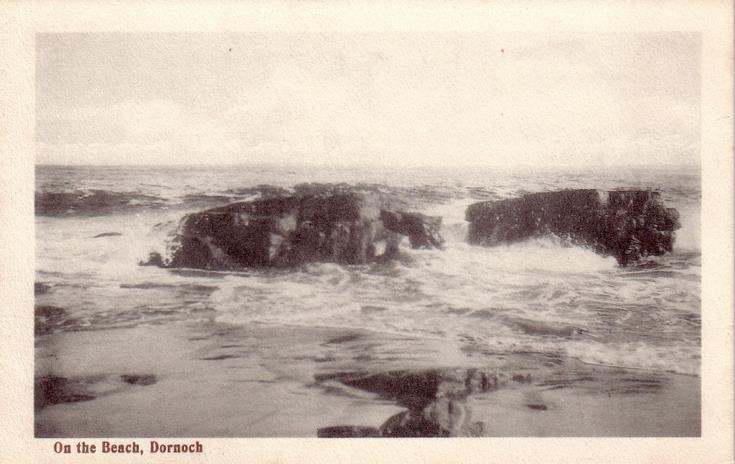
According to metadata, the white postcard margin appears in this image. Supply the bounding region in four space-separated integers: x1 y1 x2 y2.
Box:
0 1 732 463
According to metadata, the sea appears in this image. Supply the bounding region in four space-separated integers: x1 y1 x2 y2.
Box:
35 164 701 376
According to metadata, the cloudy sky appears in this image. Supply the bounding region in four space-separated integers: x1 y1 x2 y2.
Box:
36 33 700 167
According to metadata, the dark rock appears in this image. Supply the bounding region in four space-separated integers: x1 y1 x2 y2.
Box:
317 426 381 438
466 190 680 265
139 252 165 267
35 375 95 408
324 333 364 345
93 232 123 238
167 193 376 268
36 373 158 409
379 410 445 437
316 368 504 437
120 374 157 386
158 189 444 270
316 368 503 409
380 210 444 249
199 354 239 361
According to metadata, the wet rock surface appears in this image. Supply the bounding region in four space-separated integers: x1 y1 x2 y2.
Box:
380 210 444 249
120 374 157 386
317 426 381 438
315 368 505 437
158 187 444 270
92 232 123 238
314 362 681 437
35 374 158 410
35 375 97 409
466 189 680 265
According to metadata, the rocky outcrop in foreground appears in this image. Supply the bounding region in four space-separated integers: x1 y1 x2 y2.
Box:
466 190 680 265
35 374 157 409
316 368 510 437
153 188 443 270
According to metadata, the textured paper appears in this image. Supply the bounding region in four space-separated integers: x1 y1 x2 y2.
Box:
1 1 732 463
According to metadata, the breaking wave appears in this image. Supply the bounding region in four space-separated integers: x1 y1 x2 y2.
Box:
35 190 168 217
34 165 701 375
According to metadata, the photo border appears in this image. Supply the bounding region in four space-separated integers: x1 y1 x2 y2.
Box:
1 1 732 462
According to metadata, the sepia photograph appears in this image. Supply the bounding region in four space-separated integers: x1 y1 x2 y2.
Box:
34 32 702 438
0 1 732 463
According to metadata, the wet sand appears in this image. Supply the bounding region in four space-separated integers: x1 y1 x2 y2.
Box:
35 323 700 437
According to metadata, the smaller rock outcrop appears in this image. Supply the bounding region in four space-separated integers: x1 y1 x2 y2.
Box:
35 375 96 409
466 190 680 265
35 373 157 409
380 210 444 249
316 368 504 437
93 232 123 238
317 426 381 438
120 374 157 386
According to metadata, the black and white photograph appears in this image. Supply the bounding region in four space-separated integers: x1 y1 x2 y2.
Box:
0 1 732 463
33 31 703 438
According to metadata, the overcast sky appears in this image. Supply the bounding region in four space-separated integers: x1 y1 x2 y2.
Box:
36 33 700 167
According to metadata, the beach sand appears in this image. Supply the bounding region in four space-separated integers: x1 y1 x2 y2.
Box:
35 323 700 437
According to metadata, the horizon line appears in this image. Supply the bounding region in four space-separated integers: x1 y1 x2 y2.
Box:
34 161 702 170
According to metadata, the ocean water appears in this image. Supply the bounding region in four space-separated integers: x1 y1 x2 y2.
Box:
35 164 701 376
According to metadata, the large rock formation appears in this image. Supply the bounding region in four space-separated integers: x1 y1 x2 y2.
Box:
159 188 443 270
466 190 680 265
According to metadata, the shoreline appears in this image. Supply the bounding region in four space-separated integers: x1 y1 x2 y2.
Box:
35 322 700 438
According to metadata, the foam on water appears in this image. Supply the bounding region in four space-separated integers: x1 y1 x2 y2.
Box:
35 164 701 375
673 205 700 252
205 231 698 374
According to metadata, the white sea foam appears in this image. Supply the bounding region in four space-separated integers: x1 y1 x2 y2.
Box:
204 232 698 374
673 204 700 252
35 165 701 375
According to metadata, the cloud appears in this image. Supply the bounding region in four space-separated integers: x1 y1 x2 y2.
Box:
37 99 243 164
36 33 701 166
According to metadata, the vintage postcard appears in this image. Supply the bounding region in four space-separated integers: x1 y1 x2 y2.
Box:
0 1 732 463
